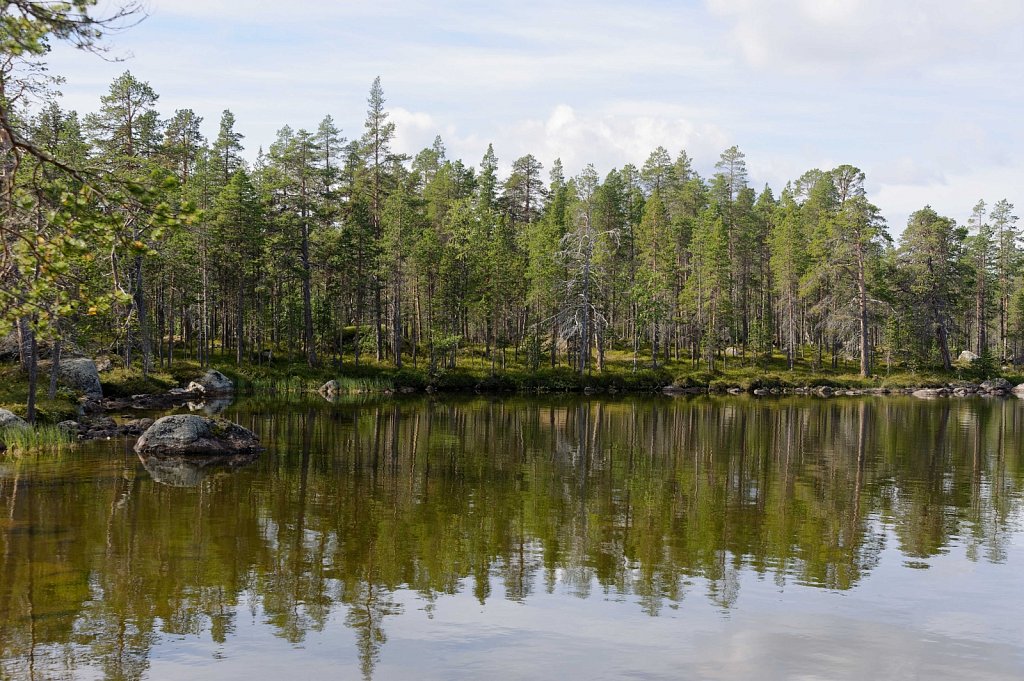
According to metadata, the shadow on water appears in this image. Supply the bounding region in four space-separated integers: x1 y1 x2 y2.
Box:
2 395 1024 679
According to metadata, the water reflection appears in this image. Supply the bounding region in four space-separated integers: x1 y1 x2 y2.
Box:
1 396 1023 680
137 451 260 487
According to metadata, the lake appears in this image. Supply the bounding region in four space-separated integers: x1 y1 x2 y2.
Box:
2 395 1024 680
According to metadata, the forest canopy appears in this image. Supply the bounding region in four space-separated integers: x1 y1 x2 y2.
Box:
2 1 1022 409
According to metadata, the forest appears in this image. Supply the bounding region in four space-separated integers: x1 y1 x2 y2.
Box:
2 6 1023 418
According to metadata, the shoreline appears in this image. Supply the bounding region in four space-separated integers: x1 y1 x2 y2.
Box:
4 356 1019 446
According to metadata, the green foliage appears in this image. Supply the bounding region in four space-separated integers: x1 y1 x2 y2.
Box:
966 348 999 381
3 14 1023 419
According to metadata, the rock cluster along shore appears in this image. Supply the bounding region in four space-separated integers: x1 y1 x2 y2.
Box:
912 379 1022 399
64 369 237 441
663 380 1024 398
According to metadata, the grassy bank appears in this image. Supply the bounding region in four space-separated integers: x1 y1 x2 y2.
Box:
101 348 1024 398
3 348 1021 423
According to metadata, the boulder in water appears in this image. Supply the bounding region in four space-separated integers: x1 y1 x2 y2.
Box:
134 415 261 456
913 388 949 399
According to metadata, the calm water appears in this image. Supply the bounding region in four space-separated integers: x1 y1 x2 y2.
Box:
2 395 1024 680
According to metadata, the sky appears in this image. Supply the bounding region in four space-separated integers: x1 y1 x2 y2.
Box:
44 0 1024 233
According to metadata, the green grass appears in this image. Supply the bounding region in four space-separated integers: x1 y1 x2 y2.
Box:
0 365 80 423
0 424 74 454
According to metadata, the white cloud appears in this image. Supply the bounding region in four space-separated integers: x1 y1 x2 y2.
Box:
33 0 1022 231
874 164 1024 236
495 104 732 177
706 0 1024 74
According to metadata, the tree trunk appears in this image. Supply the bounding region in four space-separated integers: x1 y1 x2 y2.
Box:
133 253 152 376
47 339 61 400
301 221 317 367
857 248 871 377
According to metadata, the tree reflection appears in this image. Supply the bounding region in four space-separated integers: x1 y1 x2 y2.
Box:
1 396 1023 679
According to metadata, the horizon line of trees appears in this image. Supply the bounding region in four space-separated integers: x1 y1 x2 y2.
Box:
4 71 1023 400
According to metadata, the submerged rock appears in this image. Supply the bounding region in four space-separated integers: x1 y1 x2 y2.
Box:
134 414 261 456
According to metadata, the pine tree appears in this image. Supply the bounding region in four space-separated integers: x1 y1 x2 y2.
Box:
898 207 969 369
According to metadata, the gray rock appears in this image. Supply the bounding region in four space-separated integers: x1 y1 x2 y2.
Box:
980 378 1013 393
134 415 261 456
0 333 83 362
724 347 740 357
1013 383 1024 396
319 379 341 396
913 388 949 399
0 409 30 431
189 369 234 395
57 420 80 435
957 350 979 364
94 356 114 373
57 357 102 398
752 388 770 396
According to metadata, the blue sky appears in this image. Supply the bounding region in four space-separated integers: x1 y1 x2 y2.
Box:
46 0 1023 232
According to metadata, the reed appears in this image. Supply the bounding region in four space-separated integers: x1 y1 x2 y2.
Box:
0 425 75 454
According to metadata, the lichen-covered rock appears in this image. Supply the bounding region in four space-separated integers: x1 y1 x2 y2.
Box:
1014 383 1024 396
134 415 261 456
319 379 340 396
956 350 979 364
57 357 102 398
188 369 234 395
980 378 1013 393
57 420 80 436
0 333 83 362
0 409 30 431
